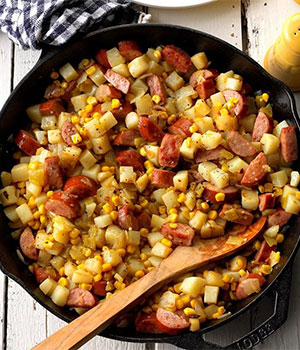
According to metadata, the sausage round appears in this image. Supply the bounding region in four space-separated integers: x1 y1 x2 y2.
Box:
228 130 257 157
280 126 298 163
61 120 82 147
138 116 165 143
203 183 239 204
219 204 254 226
112 100 133 120
195 146 225 163
159 134 182 168
19 227 38 260
151 169 175 188
241 152 269 188
66 288 97 308
189 69 219 88
45 192 81 219
258 193 275 212
156 307 190 334
15 130 40 156
146 74 166 105
33 266 59 283
104 69 131 94
196 79 216 100
161 222 195 246
136 211 151 230
92 280 107 297
95 84 122 102
118 40 142 61
64 175 97 199
113 129 140 147
95 49 111 69
39 99 65 117
223 89 248 118
135 312 170 334
45 156 64 190
115 150 144 172
168 118 193 138
161 45 192 73
254 240 275 263
252 112 273 142
267 207 292 227
118 205 139 230
235 274 265 300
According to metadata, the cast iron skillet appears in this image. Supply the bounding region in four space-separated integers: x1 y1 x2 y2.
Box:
0 24 299 349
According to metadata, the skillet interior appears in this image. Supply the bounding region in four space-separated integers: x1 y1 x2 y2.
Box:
0 24 299 344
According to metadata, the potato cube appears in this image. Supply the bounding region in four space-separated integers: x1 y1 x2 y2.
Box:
105 225 125 249
180 138 197 159
84 258 102 274
64 261 77 278
241 189 259 210
79 149 97 169
148 61 164 76
144 145 159 166
81 164 100 181
147 256 162 268
205 271 224 287
210 92 225 106
128 55 149 78
228 255 247 272
71 94 88 112
4 206 19 222
189 211 207 230
240 114 256 132
191 52 208 69
72 270 94 284
41 116 57 131
112 63 130 77
200 131 223 150
225 77 243 91
136 174 149 193
198 162 218 181
283 194 300 215
216 73 228 91
47 129 62 144
173 170 188 192
126 230 140 246
106 47 125 67
214 114 238 132
184 190 196 210
1 172 12 187
290 171 300 187
57 112 71 128
91 135 111 155
176 96 193 112
85 118 103 138
204 286 219 304
165 71 184 91
120 166 136 183
274 120 289 137
11 164 28 182
89 65 106 86
151 214 166 229
59 63 79 82
15 203 33 224
196 117 215 133
136 94 153 115
148 232 164 247
227 156 248 173
60 146 82 170
162 190 178 211
99 111 118 132
210 168 229 189
180 276 206 298
270 170 288 188
153 189 166 205
260 134 280 155
151 242 172 258
39 278 57 296
26 104 42 124
94 214 112 228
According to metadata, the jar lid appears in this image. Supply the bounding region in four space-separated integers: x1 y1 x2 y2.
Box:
282 13 300 53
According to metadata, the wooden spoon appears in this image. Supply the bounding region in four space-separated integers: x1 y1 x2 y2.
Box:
32 216 266 350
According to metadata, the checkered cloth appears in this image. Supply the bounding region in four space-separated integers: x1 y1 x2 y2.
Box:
0 0 150 50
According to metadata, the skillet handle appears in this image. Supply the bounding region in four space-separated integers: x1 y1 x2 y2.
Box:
166 260 294 350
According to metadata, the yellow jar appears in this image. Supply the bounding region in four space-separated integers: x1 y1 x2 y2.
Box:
264 13 300 91
295 0 300 4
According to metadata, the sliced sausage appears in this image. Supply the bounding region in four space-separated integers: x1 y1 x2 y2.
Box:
66 288 97 308
118 40 142 61
118 205 139 230
95 84 122 102
236 274 265 300
161 45 191 74
33 266 59 284
19 227 38 260
161 222 194 246
254 241 276 263
189 69 219 88
258 193 275 212
61 79 78 103
136 212 151 231
280 126 298 163
92 280 107 297
95 49 111 69
61 120 82 147
45 192 81 219
159 134 182 168
116 150 144 172
15 130 40 156
146 74 166 105
151 169 175 188
252 111 273 142
156 308 190 334
39 99 65 117
228 130 257 157
195 146 225 163
45 156 64 190
64 175 97 199
138 116 165 143
113 129 140 147
196 79 216 100
104 69 130 94
223 89 248 118
219 204 254 226
168 118 192 138
241 152 269 188
135 312 170 334
203 183 239 204
267 207 292 227
112 100 133 120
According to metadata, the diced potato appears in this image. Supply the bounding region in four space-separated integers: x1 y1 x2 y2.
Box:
84 258 102 274
162 190 178 211
205 271 224 287
79 149 97 169
173 170 188 192
290 171 300 187
50 256 65 271
47 129 62 144
112 63 130 77
148 256 163 267
99 111 118 132
64 261 77 278
147 232 164 247
151 242 172 258
189 211 207 230
165 71 184 91
210 92 225 106
216 73 228 91
270 170 288 188
105 225 125 249
15 203 33 224
280 167 292 178
94 214 112 228
136 94 153 115
11 163 29 182
200 131 222 150
148 61 164 76
102 249 122 267
41 116 57 130
107 47 125 67
210 168 229 189
222 269 240 282
85 118 103 138
240 114 256 132
71 94 88 112
225 77 243 91
26 104 42 123
39 278 57 296
126 230 140 246
204 286 219 304
1 172 12 187
180 276 206 298
260 134 280 155
274 120 289 137
267 152 281 167
125 112 139 129
151 214 166 229
283 194 300 215
128 55 149 78
136 174 149 193
241 189 259 210
129 79 148 103
195 116 215 133
89 65 106 86
159 291 178 308
59 63 79 82
204 304 219 319
4 206 19 222
180 138 197 159
165 98 178 115
280 184 298 208
57 112 71 128
144 145 159 166
214 114 238 131
81 164 100 182
227 156 248 173
91 135 112 155
72 270 94 284
191 52 208 69
200 220 224 238
264 226 279 238
183 190 195 211
119 166 136 183
176 96 193 112
194 99 211 117
127 259 145 276
198 162 218 181
153 189 166 205
228 255 247 272
174 86 196 100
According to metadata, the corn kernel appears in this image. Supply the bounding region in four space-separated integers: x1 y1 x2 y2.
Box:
274 187 283 197
189 212 196 219
117 248 126 258
165 307 177 313
40 215 47 224
144 160 154 170
237 258 244 269
140 253 148 261
189 123 198 133
167 115 177 125
84 248 92 257
94 274 102 282
260 264 272 275
218 306 225 315
181 295 191 305
77 264 85 270
223 274 230 283
47 234 54 242
186 137 192 148
71 115 80 124
93 112 101 119
276 233 284 244
239 269 246 276
258 185 265 193
139 147 147 157
94 255 102 262
71 133 83 145
177 193 187 203
58 277 69 287
110 211 118 221
169 213 178 223
175 299 184 309
17 181 26 189
102 263 112 272
81 58 90 67
153 50 161 60
43 241 54 249
127 244 137 254
28 162 39 170
33 221 40 230
50 71 59 79
264 183 273 193
135 270 145 278
296 191 300 200
161 238 172 247
169 208 178 215
114 281 126 290
103 203 113 213
33 211 41 219
140 199 148 208
220 108 229 116
152 94 161 104
215 193 225 202
144 260 152 268
162 72 168 80
262 93 269 103
28 196 36 209
47 191 54 198
79 127 88 137
140 228 149 237
274 251 280 263
208 210 218 220
212 312 220 319
111 195 120 206
159 206 166 215
201 202 209 210
135 204 142 212
80 283 92 291
169 223 178 229
38 204 46 214
71 237 80 245
173 283 182 294
112 99 121 109
87 96 97 105
253 240 261 250
86 66 96 75
58 267 65 276
184 307 196 317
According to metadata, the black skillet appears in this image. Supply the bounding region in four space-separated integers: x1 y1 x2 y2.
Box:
0 24 299 349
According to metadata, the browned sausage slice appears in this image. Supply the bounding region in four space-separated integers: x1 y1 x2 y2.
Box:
95 84 122 102
138 116 165 143
64 175 97 199
146 74 166 105
39 99 65 117
151 169 175 188
202 183 239 204
223 89 248 118
61 120 82 146
258 193 275 212
118 41 143 61
161 45 192 73
280 126 298 163
254 241 276 262
15 130 40 156
228 130 257 157
156 308 190 334
196 79 216 99
116 150 144 172
118 205 139 230
136 211 151 231
45 192 81 219
241 152 269 188
66 288 97 307
135 312 171 334
159 134 182 168
113 129 140 147
189 69 219 88
195 146 225 163
104 69 130 94
252 111 273 142
92 280 107 297
168 118 193 138
95 49 111 69
236 273 265 300
161 223 194 246
267 207 292 227
219 204 254 225
19 227 38 260
45 156 64 190
112 100 133 120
